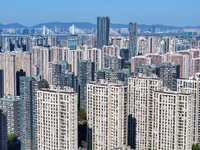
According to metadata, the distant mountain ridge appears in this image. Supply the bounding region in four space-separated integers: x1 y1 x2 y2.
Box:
0 22 200 30
0 23 28 29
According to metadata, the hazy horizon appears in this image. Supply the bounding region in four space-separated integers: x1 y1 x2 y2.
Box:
1 21 200 28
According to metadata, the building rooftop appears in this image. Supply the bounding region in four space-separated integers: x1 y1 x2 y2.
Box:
0 96 20 102
89 79 127 87
39 85 77 94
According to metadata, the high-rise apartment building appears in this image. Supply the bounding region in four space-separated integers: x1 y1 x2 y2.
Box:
67 39 77 50
78 60 94 110
87 80 128 150
49 47 71 63
104 56 124 70
148 36 154 54
102 45 120 69
137 36 148 55
128 74 163 149
152 91 192 150
0 69 3 98
37 86 78 150
32 46 49 80
0 96 20 136
129 22 137 60
135 63 180 91
20 77 46 150
155 63 180 91
163 36 171 54
69 49 84 76
48 62 75 90
97 17 110 49
166 53 189 78
95 69 131 84
146 54 163 65
83 46 102 71
0 51 32 96
131 56 151 73
135 65 156 77
128 74 192 149
0 109 7 150
177 74 200 144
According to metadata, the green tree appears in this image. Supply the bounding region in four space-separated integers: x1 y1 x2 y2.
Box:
7 133 20 150
81 140 87 149
125 62 131 70
192 143 200 150
78 109 87 121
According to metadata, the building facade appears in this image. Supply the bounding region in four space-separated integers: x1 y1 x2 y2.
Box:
128 74 163 149
152 91 192 150
37 86 78 150
0 109 7 150
177 74 200 144
129 22 137 60
97 17 110 49
78 60 94 110
0 69 3 98
87 80 128 150
0 96 20 136
20 77 46 150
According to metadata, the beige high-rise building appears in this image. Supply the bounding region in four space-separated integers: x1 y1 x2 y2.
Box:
137 36 148 55
128 74 192 150
128 74 163 149
148 36 162 54
37 86 78 150
87 80 128 150
69 49 84 76
110 36 127 49
32 46 49 80
177 73 200 144
49 46 71 63
0 50 32 95
83 46 102 71
152 90 192 150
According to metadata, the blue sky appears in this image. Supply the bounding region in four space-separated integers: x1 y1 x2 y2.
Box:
0 0 199 27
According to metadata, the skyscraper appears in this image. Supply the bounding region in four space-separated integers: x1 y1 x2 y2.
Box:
129 22 137 60
97 17 110 49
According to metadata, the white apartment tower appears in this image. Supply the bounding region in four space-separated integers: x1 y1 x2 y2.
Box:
128 74 192 150
87 80 128 150
153 91 192 150
37 86 78 150
32 46 49 80
128 74 163 149
177 73 200 144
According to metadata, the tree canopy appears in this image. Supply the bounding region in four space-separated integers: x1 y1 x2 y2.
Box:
7 133 20 150
192 143 200 150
